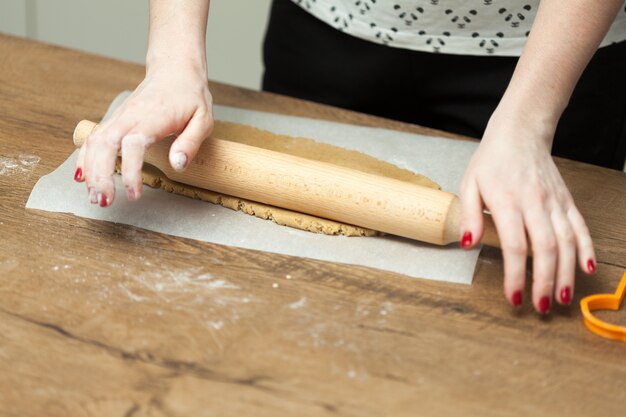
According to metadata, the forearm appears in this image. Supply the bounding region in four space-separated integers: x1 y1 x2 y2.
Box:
495 0 623 139
147 0 210 71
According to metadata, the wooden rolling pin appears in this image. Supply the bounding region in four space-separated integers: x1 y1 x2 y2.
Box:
74 120 500 247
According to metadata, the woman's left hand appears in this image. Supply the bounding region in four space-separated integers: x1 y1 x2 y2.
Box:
459 108 596 313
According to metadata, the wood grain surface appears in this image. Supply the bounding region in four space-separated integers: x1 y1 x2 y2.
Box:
1 33 625 417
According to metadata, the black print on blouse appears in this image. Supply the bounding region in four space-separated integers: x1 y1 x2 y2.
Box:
430 0 439 5
393 4 424 26
293 0 317 10
483 0 493 5
328 4 352 30
475 32 504 54
419 30 451 53
375 26 398 44
498 5 532 28
445 8 478 29
355 0 376 15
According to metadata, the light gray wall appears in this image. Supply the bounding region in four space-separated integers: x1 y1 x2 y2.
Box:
0 0 272 90
0 1 29 36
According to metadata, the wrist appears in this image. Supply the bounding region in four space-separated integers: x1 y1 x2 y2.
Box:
486 102 557 151
500 85 564 123
489 92 561 146
146 49 207 77
146 0 208 74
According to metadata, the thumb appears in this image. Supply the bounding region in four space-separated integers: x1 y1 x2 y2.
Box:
169 109 214 172
459 178 485 249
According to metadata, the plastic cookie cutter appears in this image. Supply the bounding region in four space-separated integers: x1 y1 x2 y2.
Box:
580 271 626 342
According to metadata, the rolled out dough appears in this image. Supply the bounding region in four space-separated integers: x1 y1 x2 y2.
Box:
126 121 441 236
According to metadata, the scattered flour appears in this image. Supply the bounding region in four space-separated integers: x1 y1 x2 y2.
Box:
288 297 307 309
206 279 240 290
127 267 238 293
207 320 225 330
0 154 40 176
117 283 145 302
379 301 394 316
0 258 18 274
116 267 250 309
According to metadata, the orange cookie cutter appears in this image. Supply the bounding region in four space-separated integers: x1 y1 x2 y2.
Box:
580 271 626 342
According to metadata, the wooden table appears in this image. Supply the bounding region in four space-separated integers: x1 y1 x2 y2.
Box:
1 34 625 417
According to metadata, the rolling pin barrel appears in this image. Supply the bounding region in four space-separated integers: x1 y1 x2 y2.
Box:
73 120 499 247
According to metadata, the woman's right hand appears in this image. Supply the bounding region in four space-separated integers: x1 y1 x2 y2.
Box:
74 59 214 206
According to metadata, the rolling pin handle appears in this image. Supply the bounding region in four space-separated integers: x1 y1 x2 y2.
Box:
73 120 98 147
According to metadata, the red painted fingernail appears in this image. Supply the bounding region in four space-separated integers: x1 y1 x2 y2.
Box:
539 296 551 314
461 231 473 249
127 187 136 201
587 259 596 274
560 287 572 305
512 291 523 307
98 193 108 208
74 167 83 182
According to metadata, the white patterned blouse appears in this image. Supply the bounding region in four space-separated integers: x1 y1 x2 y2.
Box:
290 0 626 56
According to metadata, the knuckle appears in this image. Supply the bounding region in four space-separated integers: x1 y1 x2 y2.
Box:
533 237 557 254
557 189 573 206
123 99 140 112
577 222 591 237
86 131 103 145
533 272 555 288
558 227 576 246
522 176 549 203
91 129 122 147
502 240 528 255
195 106 209 118
196 109 214 130
491 197 515 212
153 102 169 115
205 117 215 133
533 269 555 286
528 188 547 208
122 172 141 187
90 174 106 186
104 135 120 147
504 272 526 288
534 281 554 295
567 208 588 231
122 133 148 150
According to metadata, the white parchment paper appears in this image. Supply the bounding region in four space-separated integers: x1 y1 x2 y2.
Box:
27 92 480 284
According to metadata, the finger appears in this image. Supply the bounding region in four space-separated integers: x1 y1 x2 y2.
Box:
84 119 135 207
74 144 87 183
551 209 576 305
490 206 528 308
524 206 558 314
459 178 484 250
120 116 175 201
567 206 596 275
169 109 214 172
120 134 150 202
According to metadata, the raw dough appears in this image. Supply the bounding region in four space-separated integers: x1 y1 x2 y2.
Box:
124 121 441 236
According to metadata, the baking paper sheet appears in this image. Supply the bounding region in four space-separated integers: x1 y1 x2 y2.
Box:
27 92 481 284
